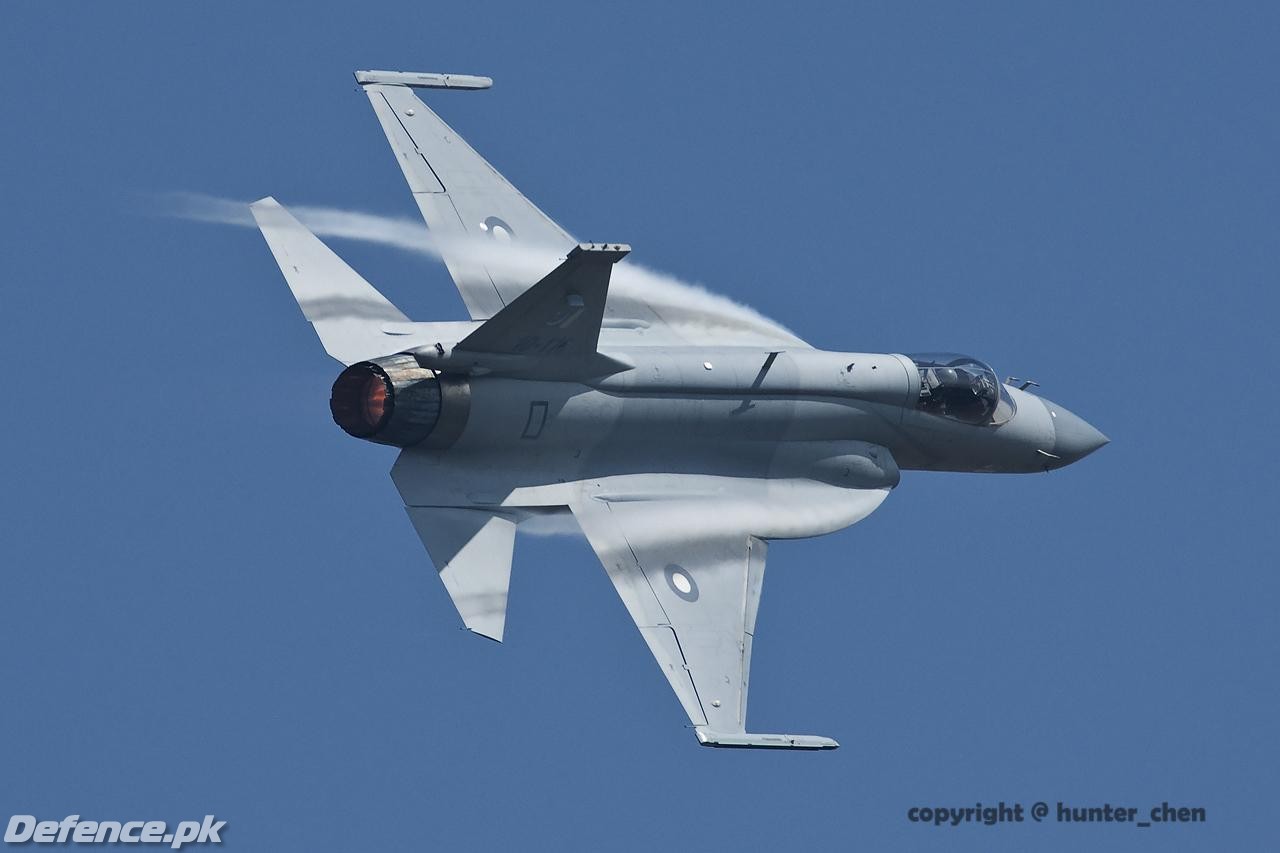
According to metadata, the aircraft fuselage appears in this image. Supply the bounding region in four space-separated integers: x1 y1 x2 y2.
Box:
388 346 1106 514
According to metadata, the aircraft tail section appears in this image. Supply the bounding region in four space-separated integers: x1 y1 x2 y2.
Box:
406 506 517 642
251 197 416 365
452 242 629 374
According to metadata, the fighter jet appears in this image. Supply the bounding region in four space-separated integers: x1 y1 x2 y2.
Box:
250 70 1108 750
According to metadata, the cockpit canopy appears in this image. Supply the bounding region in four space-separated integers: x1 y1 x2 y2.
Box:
908 353 1014 426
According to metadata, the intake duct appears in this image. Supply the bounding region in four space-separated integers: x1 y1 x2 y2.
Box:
330 354 464 447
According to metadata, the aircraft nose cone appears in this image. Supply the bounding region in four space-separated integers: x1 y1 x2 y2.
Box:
1045 400 1109 464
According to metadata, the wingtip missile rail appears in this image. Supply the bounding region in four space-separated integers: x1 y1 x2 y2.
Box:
354 69 493 90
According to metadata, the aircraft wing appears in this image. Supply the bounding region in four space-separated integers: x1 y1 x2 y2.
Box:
569 475 892 749
354 70 808 349
356 70 575 320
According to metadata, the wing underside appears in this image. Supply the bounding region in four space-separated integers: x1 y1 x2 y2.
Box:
393 445 893 748
571 498 768 736
568 475 892 749
359 80 574 319
355 70 808 349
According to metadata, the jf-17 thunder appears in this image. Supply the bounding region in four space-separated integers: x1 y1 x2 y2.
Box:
251 70 1108 750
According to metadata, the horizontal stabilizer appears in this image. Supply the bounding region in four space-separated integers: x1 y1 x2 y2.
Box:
455 243 629 369
406 507 516 642
250 197 408 364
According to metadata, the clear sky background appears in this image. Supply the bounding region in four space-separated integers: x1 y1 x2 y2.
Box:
1 2 1276 851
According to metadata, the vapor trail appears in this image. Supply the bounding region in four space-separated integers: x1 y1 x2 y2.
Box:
157 192 804 345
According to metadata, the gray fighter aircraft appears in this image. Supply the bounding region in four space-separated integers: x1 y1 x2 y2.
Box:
251 70 1108 750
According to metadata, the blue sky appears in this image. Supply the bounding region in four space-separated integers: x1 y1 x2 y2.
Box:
1 2 1276 851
